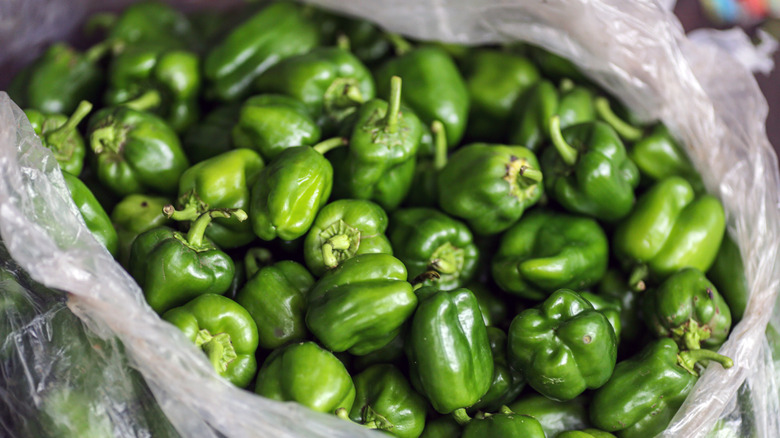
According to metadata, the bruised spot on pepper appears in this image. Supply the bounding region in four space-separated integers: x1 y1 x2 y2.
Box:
707 288 714 299
582 335 592 344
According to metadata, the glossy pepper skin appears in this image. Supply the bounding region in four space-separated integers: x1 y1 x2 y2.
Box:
306 254 417 355
87 106 190 196
407 287 493 414
627 124 704 192
590 338 733 438
232 94 321 161
204 2 321 101
375 44 469 148
25 100 92 176
163 294 258 387
111 194 170 268
469 327 525 413
462 408 546 438
250 138 343 241
330 76 423 211
508 394 590 438
644 268 732 350
389 208 478 291
303 199 392 277
438 143 543 235
173 149 265 249
492 210 608 300
508 289 617 401
255 341 355 414
347 364 428 438
62 171 119 258
129 210 243 313
235 259 314 349
613 176 726 285
708 234 748 321
105 1 200 51
542 117 639 221
182 104 240 163
580 291 622 342
461 50 540 141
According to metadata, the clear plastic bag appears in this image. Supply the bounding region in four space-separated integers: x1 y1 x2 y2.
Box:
1 1 778 437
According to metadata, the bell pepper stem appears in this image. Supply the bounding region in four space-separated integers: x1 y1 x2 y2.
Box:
313 137 348 155
559 78 575 92
244 248 273 279
432 120 448 170
84 12 117 37
89 125 118 155
187 209 247 249
163 202 201 222
595 97 644 142
628 264 649 292
385 33 413 56
411 271 441 290
337 34 351 51
519 165 543 183
201 332 237 373
452 408 471 426
122 89 162 112
498 405 514 415
678 348 734 376
84 40 112 63
335 407 351 421
384 76 403 134
46 100 93 145
429 242 463 275
549 115 578 166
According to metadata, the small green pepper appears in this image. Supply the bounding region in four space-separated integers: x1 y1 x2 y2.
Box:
104 1 200 51
557 429 616 438
462 407 546 438
111 194 170 268
626 124 704 192
25 100 92 176
508 394 590 438
708 234 748 321
182 105 240 163
468 327 525 414
163 294 258 387
62 171 118 258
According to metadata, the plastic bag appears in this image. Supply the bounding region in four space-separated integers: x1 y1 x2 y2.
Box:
1 0 779 437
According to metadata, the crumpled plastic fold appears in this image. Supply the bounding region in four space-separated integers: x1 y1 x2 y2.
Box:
0 1 778 437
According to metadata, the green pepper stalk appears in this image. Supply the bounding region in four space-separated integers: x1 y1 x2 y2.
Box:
25 100 92 176
405 120 448 207
594 97 644 142
243 247 274 280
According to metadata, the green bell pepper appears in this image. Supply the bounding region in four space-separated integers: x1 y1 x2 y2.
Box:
111 194 170 268
626 124 704 192
492 209 608 300
25 100 92 176
438 143 542 235
204 2 321 101
613 176 726 288
526 45 589 83
352 332 406 372
129 209 244 313
182 104 240 163
255 341 355 414
87 106 190 196
306 254 417 355
235 258 314 349
557 429 616 438
708 234 748 321
462 407 546 438
346 364 428 438
388 208 479 290
597 269 641 345
643 268 732 350
542 117 639 221
590 338 733 438
405 120 448 207
232 94 321 161
303 199 392 277
580 291 622 342
62 171 119 257
469 327 525 414
170 148 265 248
163 294 259 387
508 289 617 401
333 18 391 65
420 417 462 438
250 138 345 241
407 287 493 415
104 1 200 52
469 282 509 329
508 394 590 438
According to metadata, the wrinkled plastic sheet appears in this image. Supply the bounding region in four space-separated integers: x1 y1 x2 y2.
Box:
0 1 779 437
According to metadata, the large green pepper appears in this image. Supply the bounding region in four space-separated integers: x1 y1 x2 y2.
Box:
171 149 265 248
129 209 244 313
232 94 321 161
597 269 641 345
250 138 344 241
25 100 92 176
111 194 170 268
438 143 542 235
104 1 200 51
204 2 321 101
303 199 392 277
163 294 258 387
708 234 748 321
462 408 546 438
508 289 617 401
306 254 417 355
508 394 590 438
492 210 608 300
469 327 525 413
255 341 355 413
388 208 478 290
62 171 119 258
542 117 639 221
590 338 733 438
182 104 240 163
643 268 732 350
461 49 540 141
87 106 190 196
407 287 493 415
235 259 314 349
375 42 469 148
613 176 726 287
346 364 428 438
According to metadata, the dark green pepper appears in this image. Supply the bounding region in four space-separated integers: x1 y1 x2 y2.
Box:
182 104 240 163
526 45 589 83
62 171 119 258
87 106 190 196
129 209 244 313
204 2 321 101
590 338 733 438
462 407 546 438
255 341 355 413
389 208 478 291
597 269 641 345
25 100 91 176
105 1 200 51
352 332 406 372
163 294 259 387
232 94 321 161
407 287 493 415
111 194 170 268
469 282 509 329
303 199 392 277
708 234 748 321
643 268 732 350
469 327 525 414
306 254 417 355
333 18 391 65
405 120 448 207
508 394 590 438
492 210 608 300
420 417 462 438
438 143 542 235
508 289 617 401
